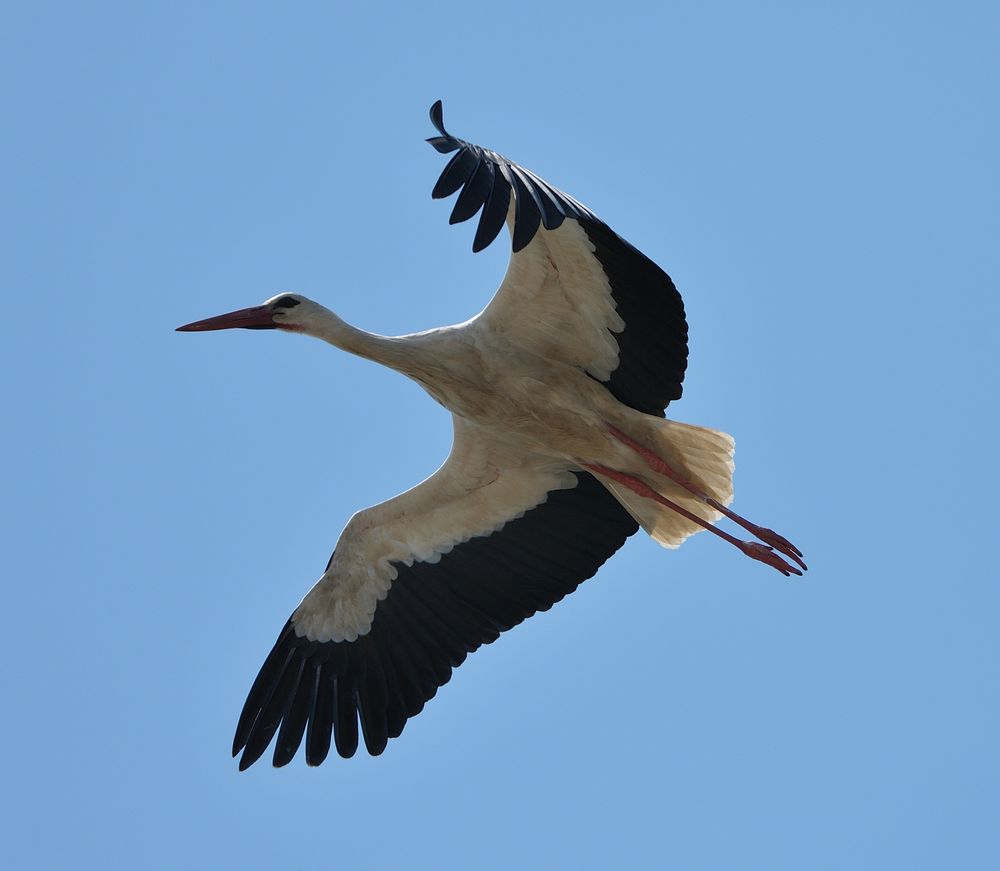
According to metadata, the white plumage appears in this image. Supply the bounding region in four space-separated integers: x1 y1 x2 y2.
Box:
177 101 806 769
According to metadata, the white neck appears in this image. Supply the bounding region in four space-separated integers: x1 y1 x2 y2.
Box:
298 305 428 378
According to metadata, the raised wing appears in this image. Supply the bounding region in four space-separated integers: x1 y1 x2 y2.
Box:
427 100 688 416
233 417 638 769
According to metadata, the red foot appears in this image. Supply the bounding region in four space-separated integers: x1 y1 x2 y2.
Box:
738 541 803 576
604 423 809 574
744 524 807 571
585 462 805 577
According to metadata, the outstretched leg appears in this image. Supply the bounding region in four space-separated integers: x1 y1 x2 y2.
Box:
605 424 807 571
583 464 802 576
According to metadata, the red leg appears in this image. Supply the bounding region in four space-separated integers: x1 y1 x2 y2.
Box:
583 463 802 577
605 425 807 571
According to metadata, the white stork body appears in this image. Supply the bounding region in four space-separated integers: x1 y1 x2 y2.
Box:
178 101 805 769
285 296 733 646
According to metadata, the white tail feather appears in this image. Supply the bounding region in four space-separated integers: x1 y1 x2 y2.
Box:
604 419 735 549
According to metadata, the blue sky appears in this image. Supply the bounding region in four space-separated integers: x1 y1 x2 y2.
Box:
4 1 998 868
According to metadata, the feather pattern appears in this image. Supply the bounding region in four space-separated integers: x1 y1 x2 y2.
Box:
228 102 702 769
429 100 687 415
232 470 638 769
428 100 594 252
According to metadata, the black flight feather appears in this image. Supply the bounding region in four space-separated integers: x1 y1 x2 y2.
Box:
233 472 638 768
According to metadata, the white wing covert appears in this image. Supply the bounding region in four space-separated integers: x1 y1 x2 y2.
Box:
293 418 580 645
428 100 689 416
232 417 638 769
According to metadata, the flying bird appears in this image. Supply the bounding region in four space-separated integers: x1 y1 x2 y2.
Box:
178 101 807 770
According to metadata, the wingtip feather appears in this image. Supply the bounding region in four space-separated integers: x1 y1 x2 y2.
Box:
429 99 446 135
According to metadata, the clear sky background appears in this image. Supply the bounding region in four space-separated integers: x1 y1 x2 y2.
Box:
4 2 998 869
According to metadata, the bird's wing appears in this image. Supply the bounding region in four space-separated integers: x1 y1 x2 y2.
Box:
233 416 638 769
427 100 688 416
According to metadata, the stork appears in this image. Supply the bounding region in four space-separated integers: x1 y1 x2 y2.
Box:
177 101 806 770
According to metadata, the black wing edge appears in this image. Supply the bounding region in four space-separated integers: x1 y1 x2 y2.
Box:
426 102 688 416
581 220 689 416
426 99 596 253
232 471 639 770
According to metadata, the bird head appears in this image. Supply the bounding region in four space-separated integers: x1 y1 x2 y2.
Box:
176 293 320 333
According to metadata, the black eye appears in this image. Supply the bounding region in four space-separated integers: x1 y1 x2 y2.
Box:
273 297 300 309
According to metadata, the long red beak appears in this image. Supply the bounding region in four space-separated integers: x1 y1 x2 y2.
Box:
176 304 276 332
